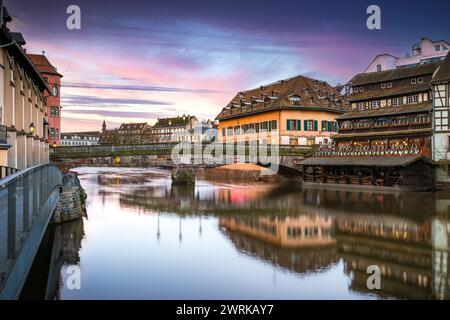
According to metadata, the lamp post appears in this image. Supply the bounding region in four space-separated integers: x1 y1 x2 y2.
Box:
52 141 57 148
29 122 35 134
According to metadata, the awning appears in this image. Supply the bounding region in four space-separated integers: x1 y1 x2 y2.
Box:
299 155 434 167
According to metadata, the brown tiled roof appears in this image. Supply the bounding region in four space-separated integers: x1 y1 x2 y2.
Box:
119 123 148 131
350 62 441 86
216 75 348 120
433 52 450 83
348 83 431 101
336 102 432 120
300 155 432 167
153 115 197 128
28 54 63 77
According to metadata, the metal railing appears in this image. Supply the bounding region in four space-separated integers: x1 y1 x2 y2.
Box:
0 164 63 291
0 167 19 180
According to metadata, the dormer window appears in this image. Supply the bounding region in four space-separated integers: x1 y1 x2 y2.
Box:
289 95 301 106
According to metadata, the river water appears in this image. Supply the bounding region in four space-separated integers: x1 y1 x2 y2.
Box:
22 167 450 300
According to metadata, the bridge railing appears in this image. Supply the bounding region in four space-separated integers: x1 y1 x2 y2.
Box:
50 142 316 157
0 164 63 292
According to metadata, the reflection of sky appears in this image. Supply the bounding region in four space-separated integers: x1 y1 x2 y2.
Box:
6 0 450 131
61 167 373 299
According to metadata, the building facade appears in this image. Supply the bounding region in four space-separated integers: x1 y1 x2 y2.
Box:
28 54 62 146
142 115 199 143
117 122 150 144
364 38 450 73
61 131 101 146
432 52 450 163
300 61 442 190
216 76 346 146
0 9 50 170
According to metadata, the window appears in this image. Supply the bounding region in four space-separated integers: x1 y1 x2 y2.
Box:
377 64 382 72
50 106 59 117
234 126 241 135
371 100 380 109
289 95 301 106
381 83 386 89
411 78 417 84
387 82 392 88
408 95 419 104
357 102 364 110
271 120 277 130
304 120 318 131
322 120 327 131
359 86 364 92
393 97 403 106
222 128 225 136
286 119 300 131
436 45 441 51
52 85 58 97
418 77 423 83
226 127 233 136
354 87 359 93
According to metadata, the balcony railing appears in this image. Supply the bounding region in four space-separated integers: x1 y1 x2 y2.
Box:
339 122 432 134
314 147 422 157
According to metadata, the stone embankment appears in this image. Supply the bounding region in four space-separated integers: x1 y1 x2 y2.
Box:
52 173 86 224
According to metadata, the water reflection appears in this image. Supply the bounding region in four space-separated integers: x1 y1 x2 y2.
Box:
29 167 450 300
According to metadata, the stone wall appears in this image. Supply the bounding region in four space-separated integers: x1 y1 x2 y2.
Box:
52 174 86 224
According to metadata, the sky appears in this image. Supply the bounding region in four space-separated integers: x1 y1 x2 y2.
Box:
6 0 450 132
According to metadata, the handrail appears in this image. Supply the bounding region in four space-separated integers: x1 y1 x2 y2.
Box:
0 164 63 292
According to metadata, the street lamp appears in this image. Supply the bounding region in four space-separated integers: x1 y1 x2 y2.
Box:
29 122 35 134
52 141 57 148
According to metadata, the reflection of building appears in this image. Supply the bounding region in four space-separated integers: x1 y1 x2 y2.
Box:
28 54 63 146
216 75 346 145
220 216 338 274
335 213 450 300
220 216 335 247
61 131 100 146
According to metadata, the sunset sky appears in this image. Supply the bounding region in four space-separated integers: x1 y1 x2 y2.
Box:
6 0 450 132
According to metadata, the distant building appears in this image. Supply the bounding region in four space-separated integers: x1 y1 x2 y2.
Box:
364 37 450 73
215 75 347 146
143 115 199 143
61 131 101 146
28 53 63 146
117 122 150 144
175 120 218 143
99 129 119 145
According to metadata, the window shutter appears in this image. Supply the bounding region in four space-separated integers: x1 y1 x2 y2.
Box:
297 120 301 131
328 122 332 132
304 120 308 131
322 120 327 131
286 120 291 131
314 120 318 131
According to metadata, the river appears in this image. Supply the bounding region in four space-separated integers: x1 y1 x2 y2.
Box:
21 167 450 300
